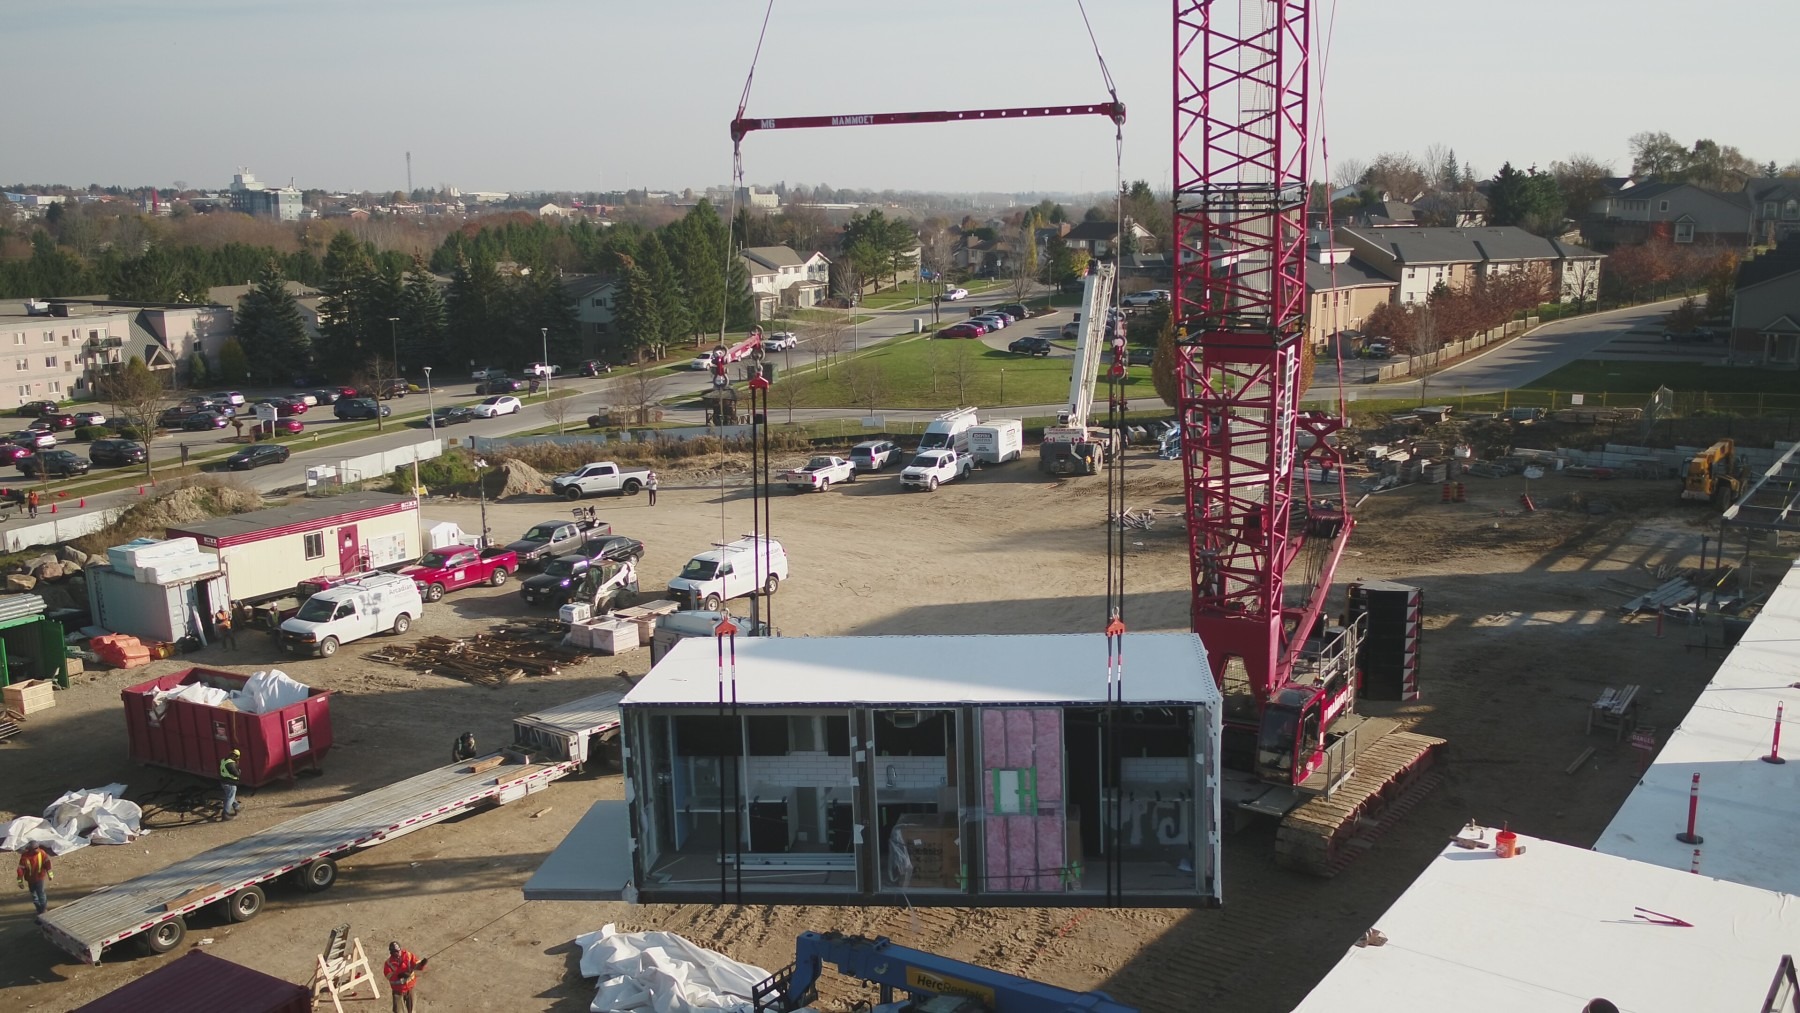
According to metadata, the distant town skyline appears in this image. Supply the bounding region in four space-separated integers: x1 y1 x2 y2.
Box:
5 0 1795 196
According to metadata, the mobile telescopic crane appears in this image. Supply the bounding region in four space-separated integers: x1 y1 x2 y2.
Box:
1172 0 1442 872
1041 260 1122 476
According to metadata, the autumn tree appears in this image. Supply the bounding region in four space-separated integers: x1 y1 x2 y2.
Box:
1548 155 1615 222
93 356 167 480
1364 152 1429 200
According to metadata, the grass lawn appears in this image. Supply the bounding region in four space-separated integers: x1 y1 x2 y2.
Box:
774 335 1156 409
1522 360 1799 396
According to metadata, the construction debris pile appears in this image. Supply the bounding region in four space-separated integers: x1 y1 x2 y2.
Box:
367 621 587 687
1611 565 1747 617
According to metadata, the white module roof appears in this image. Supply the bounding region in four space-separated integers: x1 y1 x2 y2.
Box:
1596 557 1800 895
623 633 1218 708
1295 828 1800 1012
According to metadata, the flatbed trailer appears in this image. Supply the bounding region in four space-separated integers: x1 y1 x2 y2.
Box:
40 690 622 963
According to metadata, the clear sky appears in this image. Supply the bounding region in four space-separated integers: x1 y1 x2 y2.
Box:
5 0 1793 197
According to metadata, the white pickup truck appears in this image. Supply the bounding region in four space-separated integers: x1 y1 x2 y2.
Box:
777 455 857 492
551 461 654 500
900 449 973 491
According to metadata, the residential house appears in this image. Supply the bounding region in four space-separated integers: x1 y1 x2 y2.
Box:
741 245 829 318
1584 180 1752 248
1727 238 1800 368
1304 243 1397 350
1063 220 1157 259
1337 225 1604 306
562 274 622 358
1353 201 1417 228
1410 191 1487 228
1745 178 1800 245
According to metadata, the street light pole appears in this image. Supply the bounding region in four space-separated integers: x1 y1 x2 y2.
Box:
540 327 550 401
387 316 399 375
423 366 435 439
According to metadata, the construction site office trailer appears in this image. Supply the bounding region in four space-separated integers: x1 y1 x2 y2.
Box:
166 492 421 606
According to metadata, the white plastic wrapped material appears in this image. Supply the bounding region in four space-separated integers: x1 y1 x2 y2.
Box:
150 682 231 719
2 784 144 855
232 669 310 714
576 923 768 1013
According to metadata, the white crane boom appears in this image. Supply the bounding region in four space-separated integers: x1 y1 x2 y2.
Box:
1057 261 1116 433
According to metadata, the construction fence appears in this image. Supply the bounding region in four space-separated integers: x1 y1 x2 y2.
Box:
305 438 446 494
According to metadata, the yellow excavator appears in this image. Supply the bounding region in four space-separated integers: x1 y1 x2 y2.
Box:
1681 439 1742 508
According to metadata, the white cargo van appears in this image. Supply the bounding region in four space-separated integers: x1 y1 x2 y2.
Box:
667 536 788 611
918 406 978 455
968 420 1023 464
279 572 421 658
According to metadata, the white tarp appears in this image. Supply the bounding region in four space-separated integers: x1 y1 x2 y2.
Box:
148 669 310 720
576 923 769 1013
1 784 144 855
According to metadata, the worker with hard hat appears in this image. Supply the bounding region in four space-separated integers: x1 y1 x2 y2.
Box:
220 748 242 819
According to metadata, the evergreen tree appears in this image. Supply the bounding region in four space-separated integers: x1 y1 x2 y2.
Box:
359 260 406 368
637 233 689 360
674 201 727 343
216 338 252 388
233 261 313 383
445 254 502 368
399 257 448 370
613 262 662 363
317 231 374 371
725 255 755 330
186 351 210 388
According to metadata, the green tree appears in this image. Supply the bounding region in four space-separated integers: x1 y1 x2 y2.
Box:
216 337 251 386
233 261 313 382
112 245 203 303
399 257 448 370
1487 163 1563 233
637 233 689 360
613 262 662 362
316 231 375 370
671 201 728 345
1628 131 1688 178
725 255 755 330
94 355 167 480
186 351 210 388
445 253 502 368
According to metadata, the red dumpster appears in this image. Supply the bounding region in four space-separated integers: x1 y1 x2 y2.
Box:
121 667 333 787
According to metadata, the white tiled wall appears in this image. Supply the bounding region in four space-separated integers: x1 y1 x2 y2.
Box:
873 755 949 788
746 751 851 788
1121 757 1189 785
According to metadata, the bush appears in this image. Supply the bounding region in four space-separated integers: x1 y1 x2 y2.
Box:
113 424 144 439
74 425 109 442
390 449 482 493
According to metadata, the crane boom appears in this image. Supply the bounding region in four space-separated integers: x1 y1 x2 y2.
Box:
730 102 1125 141
1060 262 1116 432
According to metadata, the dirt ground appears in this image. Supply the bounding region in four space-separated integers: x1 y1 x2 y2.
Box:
0 449 1765 1012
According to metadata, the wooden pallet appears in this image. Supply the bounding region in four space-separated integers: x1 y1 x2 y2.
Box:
1275 730 1447 877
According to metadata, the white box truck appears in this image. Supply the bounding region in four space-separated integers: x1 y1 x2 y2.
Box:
968 420 1023 465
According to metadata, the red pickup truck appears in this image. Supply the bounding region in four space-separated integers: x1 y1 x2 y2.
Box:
400 545 519 602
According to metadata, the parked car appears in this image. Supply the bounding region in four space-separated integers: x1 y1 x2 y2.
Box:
379 379 410 399
504 515 610 569
15 400 60 417
71 410 107 428
961 321 991 336
666 536 787 611
970 315 1007 330
900 449 973 491
1362 339 1392 359
1127 347 1155 366
308 388 343 405
0 444 36 465
524 362 560 378
11 429 56 449
88 438 147 466
471 395 523 419
849 440 900 472
937 323 983 339
550 460 651 499
578 359 612 377
334 398 391 420
477 377 528 394
688 355 718 371
157 408 194 428
777 455 857 492
580 534 646 565
943 287 969 301
176 397 218 414
259 397 306 417
401 544 518 602
226 444 291 470
983 311 1017 326
1008 336 1052 357
279 572 420 658
331 385 360 398
182 412 230 431
994 303 1032 320
209 390 248 407
519 554 595 608
289 392 319 406
765 331 799 351
1121 289 1171 307
425 406 476 427
18 449 90 478
256 418 305 436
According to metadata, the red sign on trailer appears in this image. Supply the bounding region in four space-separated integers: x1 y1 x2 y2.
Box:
121 667 334 788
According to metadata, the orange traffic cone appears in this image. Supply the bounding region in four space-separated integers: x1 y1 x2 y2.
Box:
137 486 145 495
49 503 56 514
77 498 84 508
1441 483 1452 503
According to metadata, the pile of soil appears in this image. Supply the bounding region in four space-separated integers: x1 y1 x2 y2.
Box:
70 477 263 555
484 458 552 500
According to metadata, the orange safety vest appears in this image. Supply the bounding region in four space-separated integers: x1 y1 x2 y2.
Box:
384 951 422 993
17 848 50 883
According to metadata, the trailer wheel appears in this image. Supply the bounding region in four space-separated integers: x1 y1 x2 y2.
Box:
424 582 445 603
391 613 411 635
489 568 509 587
298 858 338 892
227 884 265 922
143 916 186 954
317 636 339 658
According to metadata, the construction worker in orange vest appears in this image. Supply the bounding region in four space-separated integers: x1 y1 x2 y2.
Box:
384 940 429 1012
16 841 52 915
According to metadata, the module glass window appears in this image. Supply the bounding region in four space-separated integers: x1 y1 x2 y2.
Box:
304 532 325 559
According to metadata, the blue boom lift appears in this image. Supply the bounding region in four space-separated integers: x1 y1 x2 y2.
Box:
752 932 1139 1013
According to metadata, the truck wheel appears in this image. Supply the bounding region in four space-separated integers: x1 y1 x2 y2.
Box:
298 858 338 892
318 636 339 658
702 593 722 611
818 479 830 492
391 613 411 635
489 568 509 586
846 470 856 483
622 480 642 495
764 574 780 596
928 477 939 491
144 916 186 954
563 486 583 501
425 582 445 603
227 884 265 922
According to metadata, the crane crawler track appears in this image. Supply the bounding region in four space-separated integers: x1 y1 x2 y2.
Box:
1274 731 1446 877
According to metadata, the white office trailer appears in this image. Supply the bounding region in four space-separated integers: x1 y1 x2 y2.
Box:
165 492 421 607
